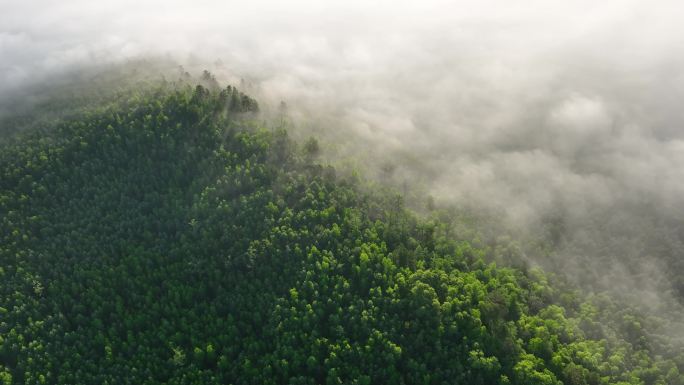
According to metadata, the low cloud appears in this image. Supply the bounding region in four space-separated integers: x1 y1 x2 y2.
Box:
2 0 684 316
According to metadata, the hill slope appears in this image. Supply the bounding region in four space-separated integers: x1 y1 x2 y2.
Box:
0 78 683 385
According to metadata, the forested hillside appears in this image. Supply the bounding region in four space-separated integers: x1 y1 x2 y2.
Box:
1 77 683 384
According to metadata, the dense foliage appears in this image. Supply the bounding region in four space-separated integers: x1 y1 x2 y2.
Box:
1 77 683 384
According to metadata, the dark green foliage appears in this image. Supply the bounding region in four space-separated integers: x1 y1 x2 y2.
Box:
0 78 682 384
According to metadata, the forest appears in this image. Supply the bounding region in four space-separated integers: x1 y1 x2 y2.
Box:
1 74 683 384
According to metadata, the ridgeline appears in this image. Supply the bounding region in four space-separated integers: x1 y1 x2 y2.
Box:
0 75 682 385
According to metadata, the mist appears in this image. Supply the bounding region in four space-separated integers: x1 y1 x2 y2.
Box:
3 0 684 323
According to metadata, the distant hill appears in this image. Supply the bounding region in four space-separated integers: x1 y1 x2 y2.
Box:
0 74 682 385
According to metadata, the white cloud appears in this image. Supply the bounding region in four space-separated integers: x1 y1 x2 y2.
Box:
2 0 684 310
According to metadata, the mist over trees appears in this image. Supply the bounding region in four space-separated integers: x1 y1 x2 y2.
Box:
2 1 684 383
2 1 683 312
0 73 683 384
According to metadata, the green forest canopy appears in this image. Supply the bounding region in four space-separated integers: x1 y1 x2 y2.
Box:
0 74 683 384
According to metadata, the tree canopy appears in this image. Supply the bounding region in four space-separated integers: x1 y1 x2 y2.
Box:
0 75 682 384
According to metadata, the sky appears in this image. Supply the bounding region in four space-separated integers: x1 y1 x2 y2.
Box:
2 0 684 317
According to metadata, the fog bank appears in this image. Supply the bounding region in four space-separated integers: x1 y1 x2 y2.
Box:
3 0 684 317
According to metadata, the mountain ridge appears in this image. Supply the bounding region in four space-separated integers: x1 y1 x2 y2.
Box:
0 75 682 385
